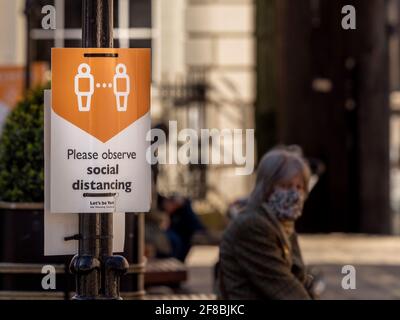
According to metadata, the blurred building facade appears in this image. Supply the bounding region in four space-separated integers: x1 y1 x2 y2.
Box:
257 0 391 234
154 0 255 212
3 0 400 234
0 0 26 66
0 0 255 216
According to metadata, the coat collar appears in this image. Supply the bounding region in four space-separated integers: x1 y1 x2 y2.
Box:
260 203 294 265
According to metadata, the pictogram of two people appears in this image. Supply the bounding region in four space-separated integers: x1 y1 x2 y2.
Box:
74 63 130 112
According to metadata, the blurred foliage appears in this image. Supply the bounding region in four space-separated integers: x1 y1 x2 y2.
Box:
0 85 49 202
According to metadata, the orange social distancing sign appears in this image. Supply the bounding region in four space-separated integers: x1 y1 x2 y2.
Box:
50 48 151 214
52 48 150 142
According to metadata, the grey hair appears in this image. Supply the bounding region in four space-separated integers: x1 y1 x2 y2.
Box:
247 147 311 208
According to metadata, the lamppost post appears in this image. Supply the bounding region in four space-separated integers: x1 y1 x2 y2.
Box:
69 0 129 300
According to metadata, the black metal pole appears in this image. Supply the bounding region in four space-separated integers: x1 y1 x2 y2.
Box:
82 0 113 48
70 0 128 300
24 0 33 90
82 0 115 299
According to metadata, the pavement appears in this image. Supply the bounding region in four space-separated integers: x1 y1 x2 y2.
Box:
183 234 400 300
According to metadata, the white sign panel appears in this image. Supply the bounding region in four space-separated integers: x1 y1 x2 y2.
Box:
50 48 151 213
44 90 125 255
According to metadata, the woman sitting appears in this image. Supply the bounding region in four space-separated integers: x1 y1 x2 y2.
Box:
218 147 315 300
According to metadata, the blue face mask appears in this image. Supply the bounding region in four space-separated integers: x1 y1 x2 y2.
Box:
264 187 305 221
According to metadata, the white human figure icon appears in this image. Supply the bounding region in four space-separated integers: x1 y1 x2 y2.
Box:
113 63 130 112
74 63 94 112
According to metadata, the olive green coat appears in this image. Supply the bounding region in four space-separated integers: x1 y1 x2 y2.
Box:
218 204 312 300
